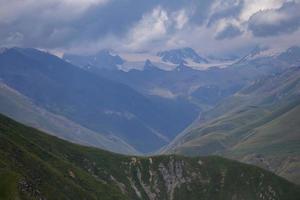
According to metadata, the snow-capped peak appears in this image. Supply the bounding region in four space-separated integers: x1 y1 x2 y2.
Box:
157 47 208 65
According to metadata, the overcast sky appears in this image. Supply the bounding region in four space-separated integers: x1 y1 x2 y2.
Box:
1 0 300 56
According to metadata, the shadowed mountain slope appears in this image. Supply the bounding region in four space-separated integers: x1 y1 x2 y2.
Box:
0 47 198 153
0 82 137 154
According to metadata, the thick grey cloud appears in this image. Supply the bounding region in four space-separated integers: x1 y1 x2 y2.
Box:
207 0 243 27
0 0 212 50
248 2 300 37
215 24 243 40
0 0 154 48
0 0 299 55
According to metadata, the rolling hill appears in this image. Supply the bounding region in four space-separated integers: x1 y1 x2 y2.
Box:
0 113 299 200
164 66 300 184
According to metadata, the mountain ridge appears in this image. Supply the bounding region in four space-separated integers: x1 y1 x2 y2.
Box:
0 113 299 200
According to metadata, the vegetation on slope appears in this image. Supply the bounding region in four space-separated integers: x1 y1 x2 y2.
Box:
165 67 300 184
0 114 299 200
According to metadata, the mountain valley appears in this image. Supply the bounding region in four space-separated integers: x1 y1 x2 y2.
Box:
1 1 300 199
1 46 300 185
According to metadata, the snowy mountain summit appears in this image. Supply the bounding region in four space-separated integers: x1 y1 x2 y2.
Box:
157 47 208 65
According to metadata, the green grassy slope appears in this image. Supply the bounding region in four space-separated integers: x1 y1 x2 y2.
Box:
0 114 299 199
165 67 300 184
227 103 300 184
0 82 138 155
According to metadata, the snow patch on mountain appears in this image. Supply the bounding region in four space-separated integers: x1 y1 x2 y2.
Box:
64 47 235 72
149 88 177 99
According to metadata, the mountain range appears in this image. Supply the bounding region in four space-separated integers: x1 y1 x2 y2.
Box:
64 47 214 72
0 45 300 188
0 47 198 153
71 46 300 109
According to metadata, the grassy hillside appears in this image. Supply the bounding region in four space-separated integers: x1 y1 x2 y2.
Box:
165 67 300 184
227 103 300 184
0 82 138 155
0 114 299 199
